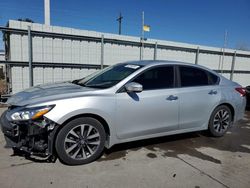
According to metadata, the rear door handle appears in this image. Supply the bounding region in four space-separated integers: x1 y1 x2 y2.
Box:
208 90 217 95
166 95 178 101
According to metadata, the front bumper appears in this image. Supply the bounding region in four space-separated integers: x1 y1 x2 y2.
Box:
0 109 57 157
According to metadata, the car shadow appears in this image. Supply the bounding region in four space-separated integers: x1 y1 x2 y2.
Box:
98 111 250 164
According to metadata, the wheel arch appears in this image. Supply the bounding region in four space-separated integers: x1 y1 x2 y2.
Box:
59 113 111 137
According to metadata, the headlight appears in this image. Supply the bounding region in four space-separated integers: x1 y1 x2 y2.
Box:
10 105 55 121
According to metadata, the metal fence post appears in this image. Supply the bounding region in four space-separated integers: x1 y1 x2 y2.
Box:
101 34 104 69
230 51 236 81
140 38 143 60
28 26 33 87
195 46 199 65
154 42 158 60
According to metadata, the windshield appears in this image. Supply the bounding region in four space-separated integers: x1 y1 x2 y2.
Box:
74 63 143 89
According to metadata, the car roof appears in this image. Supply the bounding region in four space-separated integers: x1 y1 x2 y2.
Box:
123 60 220 76
125 60 195 66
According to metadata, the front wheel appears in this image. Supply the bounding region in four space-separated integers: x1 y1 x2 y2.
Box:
208 105 232 137
55 117 106 165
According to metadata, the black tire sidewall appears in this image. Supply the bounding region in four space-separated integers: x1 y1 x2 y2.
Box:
208 105 232 137
55 117 106 165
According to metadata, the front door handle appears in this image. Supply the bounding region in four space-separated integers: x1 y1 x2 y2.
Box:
166 95 178 101
208 90 217 95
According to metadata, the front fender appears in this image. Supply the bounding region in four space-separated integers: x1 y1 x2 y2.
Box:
41 96 117 147
55 108 113 127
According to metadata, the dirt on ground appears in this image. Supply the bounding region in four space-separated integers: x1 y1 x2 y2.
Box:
0 79 7 95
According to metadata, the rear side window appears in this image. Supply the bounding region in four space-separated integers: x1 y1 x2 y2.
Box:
133 66 174 90
208 72 219 85
179 66 209 87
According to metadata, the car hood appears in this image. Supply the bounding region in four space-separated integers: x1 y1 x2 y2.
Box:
7 82 98 106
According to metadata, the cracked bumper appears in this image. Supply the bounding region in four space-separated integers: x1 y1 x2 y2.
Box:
0 109 57 156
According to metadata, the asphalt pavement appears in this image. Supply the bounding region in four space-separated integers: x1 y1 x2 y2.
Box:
0 107 250 188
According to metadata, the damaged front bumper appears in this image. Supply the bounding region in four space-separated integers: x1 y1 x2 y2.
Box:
0 109 58 158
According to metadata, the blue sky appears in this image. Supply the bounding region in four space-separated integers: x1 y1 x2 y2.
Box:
0 0 250 50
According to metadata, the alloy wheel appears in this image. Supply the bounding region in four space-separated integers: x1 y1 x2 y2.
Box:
64 124 101 160
213 109 230 134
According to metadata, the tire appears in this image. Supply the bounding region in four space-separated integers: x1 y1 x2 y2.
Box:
55 117 106 165
208 105 232 137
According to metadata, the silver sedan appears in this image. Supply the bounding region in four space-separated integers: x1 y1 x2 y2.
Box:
0 61 246 165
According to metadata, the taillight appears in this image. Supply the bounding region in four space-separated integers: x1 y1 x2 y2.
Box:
235 87 246 97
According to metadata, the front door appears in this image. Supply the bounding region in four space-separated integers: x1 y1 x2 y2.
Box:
115 66 179 139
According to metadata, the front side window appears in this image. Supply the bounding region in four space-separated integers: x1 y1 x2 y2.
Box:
132 66 174 90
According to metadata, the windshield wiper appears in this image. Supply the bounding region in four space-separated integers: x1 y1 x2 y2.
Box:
85 81 113 88
72 79 81 84
71 79 87 87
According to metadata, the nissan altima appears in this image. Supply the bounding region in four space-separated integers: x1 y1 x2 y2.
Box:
0 61 246 165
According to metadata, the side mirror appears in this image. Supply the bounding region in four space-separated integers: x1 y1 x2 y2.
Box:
125 82 143 93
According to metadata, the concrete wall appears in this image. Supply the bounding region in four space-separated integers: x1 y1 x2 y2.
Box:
6 20 250 93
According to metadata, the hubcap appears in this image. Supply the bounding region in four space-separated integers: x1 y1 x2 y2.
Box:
64 124 101 160
213 109 231 133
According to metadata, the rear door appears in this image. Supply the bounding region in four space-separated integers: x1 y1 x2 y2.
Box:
177 65 221 130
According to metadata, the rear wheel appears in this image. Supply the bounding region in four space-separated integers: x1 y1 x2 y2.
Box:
208 105 232 137
55 117 106 165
